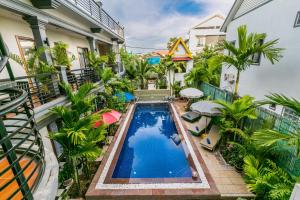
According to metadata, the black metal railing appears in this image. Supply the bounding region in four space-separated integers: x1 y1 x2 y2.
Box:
67 68 99 91
0 72 62 108
0 88 45 200
66 0 124 37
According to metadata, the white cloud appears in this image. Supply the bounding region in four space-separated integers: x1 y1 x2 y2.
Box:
102 0 235 53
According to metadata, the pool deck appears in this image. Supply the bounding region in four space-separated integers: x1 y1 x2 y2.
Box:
86 101 254 200
174 100 255 199
86 102 220 200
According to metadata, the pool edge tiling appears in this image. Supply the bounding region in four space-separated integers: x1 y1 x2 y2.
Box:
86 102 220 200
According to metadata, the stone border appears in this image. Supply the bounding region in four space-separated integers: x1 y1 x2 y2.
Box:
95 102 209 189
86 102 220 199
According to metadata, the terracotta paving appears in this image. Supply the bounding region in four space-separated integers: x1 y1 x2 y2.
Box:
0 157 39 200
174 100 255 199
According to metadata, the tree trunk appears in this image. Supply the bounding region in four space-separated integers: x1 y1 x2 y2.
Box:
234 70 240 99
71 157 80 192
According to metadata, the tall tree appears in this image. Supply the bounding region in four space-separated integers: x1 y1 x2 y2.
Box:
167 37 178 50
135 60 152 89
216 25 283 97
161 56 182 96
185 46 222 87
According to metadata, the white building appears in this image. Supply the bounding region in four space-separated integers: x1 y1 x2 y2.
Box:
188 12 226 55
0 1 124 199
220 0 300 115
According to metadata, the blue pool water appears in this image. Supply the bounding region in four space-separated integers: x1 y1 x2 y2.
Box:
112 103 193 178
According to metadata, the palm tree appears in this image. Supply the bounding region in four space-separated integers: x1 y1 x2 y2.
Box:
50 83 106 191
152 63 167 89
100 67 116 85
135 59 152 89
215 95 257 129
185 46 222 87
162 56 182 95
9 46 51 75
252 94 300 157
86 51 108 69
217 25 283 97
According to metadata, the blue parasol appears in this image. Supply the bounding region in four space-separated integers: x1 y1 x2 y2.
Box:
115 92 135 102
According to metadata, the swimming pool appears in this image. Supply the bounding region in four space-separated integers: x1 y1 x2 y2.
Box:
87 102 219 199
112 103 192 179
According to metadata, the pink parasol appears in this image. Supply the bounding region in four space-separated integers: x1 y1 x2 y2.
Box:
93 110 121 128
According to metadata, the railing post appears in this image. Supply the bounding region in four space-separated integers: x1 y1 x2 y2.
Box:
0 119 33 200
58 65 69 84
51 73 60 96
89 0 92 16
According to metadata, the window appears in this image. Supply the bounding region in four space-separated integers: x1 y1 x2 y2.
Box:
197 36 205 47
252 39 264 65
269 103 276 111
77 47 89 68
16 36 36 74
294 11 300 27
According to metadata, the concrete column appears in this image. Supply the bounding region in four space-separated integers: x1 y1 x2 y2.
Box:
87 36 98 53
24 16 53 65
112 40 120 63
58 65 68 84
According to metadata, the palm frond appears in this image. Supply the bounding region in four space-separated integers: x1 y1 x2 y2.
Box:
265 93 300 115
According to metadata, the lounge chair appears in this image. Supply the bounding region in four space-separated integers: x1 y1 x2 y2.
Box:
186 116 211 136
181 111 201 123
200 125 221 151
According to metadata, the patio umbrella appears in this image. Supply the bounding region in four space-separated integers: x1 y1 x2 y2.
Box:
93 109 122 128
190 101 224 134
179 88 204 99
190 101 223 117
115 92 135 102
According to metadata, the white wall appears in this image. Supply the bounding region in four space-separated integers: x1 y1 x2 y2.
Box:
0 15 33 79
189 15 225 54
220 0 300 113
46 29 90 70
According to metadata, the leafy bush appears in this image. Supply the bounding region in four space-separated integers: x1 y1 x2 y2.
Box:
243 155 296 200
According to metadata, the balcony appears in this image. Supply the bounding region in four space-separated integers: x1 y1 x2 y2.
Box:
30 0 124 39
64 0 124 38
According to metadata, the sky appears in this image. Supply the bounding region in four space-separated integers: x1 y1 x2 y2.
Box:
102 0 235 54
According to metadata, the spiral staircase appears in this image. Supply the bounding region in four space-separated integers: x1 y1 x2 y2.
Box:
0 34 45 199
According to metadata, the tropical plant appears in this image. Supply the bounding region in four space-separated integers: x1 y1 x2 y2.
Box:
124 62 138 89
9 47 51 75
135 59 152 89
120 48 137 66
107 50 116 66
252 94 300 155
152 63 167 89
50 83 106 193
171 81 182 97
215 95 257 130
243 155 297 200
52 41 75 68
86 51 108 69
162 56 182 95
264 94 300 115
216 25 283 97
100 67 116 85
185 46 222 87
